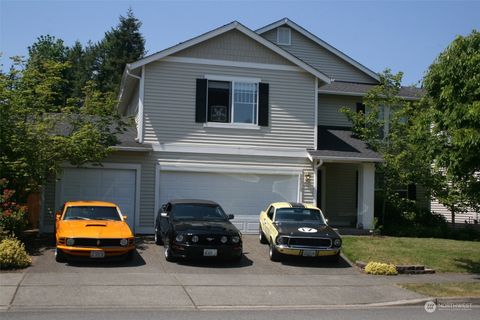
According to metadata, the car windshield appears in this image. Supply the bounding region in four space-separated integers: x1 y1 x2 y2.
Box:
63 206 121 221
274 208 326 224
171 204 228 221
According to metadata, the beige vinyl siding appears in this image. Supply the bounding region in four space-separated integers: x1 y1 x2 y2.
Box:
324 163 357 226
318 95 359 127
174 30 294 66
261 28 377 84
143 61 316 149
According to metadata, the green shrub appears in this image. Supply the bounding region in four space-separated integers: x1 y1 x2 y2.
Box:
365 261 398 275
0 237 31 269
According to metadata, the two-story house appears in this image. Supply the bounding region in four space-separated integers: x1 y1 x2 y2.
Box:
39 18 420 234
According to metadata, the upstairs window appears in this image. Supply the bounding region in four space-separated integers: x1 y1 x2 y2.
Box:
196 78 269 127
277 27 291 45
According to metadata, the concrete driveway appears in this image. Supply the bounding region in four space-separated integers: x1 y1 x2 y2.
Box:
0 235 441 310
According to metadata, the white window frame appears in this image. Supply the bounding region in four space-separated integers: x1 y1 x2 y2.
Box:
204 75 260 128
277 27 291 45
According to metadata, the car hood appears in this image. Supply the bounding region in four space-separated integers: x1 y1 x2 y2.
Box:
274 222 339 238
57 220 133 238
173 220 239 235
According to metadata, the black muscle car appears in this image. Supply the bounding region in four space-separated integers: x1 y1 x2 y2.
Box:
155 199 243 262
259 202 342 262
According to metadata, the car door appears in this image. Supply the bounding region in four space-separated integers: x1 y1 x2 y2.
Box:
262 206 276 241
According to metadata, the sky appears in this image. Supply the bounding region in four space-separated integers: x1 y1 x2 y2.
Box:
1 0 479 85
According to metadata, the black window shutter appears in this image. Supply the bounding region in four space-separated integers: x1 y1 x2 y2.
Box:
258 83 269 126
195 79 207 123
407 184 417 201
356 102 365 114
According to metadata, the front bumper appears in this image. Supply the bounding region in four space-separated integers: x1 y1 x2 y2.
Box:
57 245 135 258
275 245 340 257
170 243 243 259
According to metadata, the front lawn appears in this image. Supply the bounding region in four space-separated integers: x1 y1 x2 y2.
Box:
400 283 480 297
341 236 480 273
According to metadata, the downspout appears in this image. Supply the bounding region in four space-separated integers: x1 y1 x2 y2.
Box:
125 66 144 143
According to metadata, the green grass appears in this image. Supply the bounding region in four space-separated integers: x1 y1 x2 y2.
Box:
341 236 480 273
399 283 480 297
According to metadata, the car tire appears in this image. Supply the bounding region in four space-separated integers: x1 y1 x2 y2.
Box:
55 248 67 263
164 240 175 262
269 242 281 262
259 226 268 244
154 228 163 245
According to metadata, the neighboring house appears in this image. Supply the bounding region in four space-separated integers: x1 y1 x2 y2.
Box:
39 18 421 234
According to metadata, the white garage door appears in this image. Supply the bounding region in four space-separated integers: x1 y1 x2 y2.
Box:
58 167 137 230
158 171 299 233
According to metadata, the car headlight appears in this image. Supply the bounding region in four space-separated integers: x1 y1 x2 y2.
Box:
66 238 75 246
175 234 185 243
333 238 342 247
120 238 128 247
191 235 199 243
276 236 287 245
232 236 240 244
220 236 228 244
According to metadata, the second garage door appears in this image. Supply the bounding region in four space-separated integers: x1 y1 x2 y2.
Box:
158 171 300 233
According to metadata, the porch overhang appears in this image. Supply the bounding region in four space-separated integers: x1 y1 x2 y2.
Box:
308 126 382 163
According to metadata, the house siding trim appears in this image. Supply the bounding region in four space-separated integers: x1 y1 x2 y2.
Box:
151 143 309 158
163 56 304 72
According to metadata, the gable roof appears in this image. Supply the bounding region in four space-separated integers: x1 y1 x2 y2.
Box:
126 21 331 83
256 18 380 83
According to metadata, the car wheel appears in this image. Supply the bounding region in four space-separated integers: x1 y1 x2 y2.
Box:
55 248 67 263
269 242 281 262
164 240 175 262
154 228 163 245
259 225 268 244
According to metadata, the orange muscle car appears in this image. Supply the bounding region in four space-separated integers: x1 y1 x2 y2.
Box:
55 201 135 262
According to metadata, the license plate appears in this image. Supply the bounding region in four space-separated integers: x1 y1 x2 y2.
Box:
90 250 105 258
203 249 217 257
302 250 316 257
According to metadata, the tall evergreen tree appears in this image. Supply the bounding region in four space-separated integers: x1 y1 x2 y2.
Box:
94 8 145 94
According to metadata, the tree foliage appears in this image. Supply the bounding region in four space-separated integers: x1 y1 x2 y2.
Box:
423 30 480 221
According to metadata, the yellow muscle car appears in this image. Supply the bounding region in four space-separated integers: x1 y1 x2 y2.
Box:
259 202 342 262
55 201 135 262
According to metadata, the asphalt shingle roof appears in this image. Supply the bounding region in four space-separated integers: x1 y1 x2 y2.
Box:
308 126 381 161
318 82 424 100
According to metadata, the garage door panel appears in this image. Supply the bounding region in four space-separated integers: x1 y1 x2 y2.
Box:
159 171 299 233
59 168 136 230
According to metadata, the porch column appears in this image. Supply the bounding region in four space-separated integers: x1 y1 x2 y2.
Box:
357 163 375 229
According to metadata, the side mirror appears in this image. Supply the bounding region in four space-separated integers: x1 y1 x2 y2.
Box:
228 214 234 220
160 212 168 218
55 211 62 221
123 215 128 221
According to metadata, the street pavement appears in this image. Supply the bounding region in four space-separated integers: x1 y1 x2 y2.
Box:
0 235 479 312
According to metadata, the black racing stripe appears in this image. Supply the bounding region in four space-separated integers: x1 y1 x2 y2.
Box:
289 202 305 208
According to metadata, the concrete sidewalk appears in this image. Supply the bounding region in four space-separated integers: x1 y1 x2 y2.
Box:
1 272 429 310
